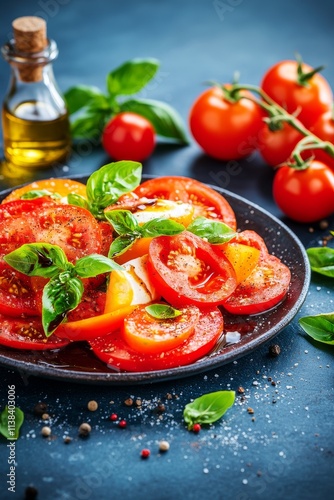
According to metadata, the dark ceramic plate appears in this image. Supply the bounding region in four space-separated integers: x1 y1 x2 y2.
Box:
0 177 310 385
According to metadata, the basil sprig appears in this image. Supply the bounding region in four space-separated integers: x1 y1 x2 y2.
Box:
64 58 188 144
105 209 185 258
0 406 24 440
299 313 334 345
4 243 122 336
183 391 235 430
306 247 334 277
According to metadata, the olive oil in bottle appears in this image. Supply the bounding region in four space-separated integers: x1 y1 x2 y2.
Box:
1 16 71 169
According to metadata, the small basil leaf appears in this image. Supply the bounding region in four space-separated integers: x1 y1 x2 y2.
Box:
306 247 334 277
141 218 185 237
187 217 236 244
4 243 69 279
105 210 140 235
299 313 334 345
20 189 61 200
145 304 182 319
86 161 142 217
67 193 90 210
108 234 138 258
42 276 84 336
64 85 109 115
183 391 235 430
120 98 189 144
0 406 24 440
75 254 123 277
106 58 159 96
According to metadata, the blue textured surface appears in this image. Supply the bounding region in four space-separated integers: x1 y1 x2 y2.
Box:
0 1 334 499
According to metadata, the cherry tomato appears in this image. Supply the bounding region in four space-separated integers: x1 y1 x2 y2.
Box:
147 232 237 307
189 86 263 160
0 314 69 350
123 304 200 354
1 178 87 203
0 261 39 317
309 110 334 170
134 176 237 229
223 255 291 315
257 122 304 167
102 112 155 161
89 307 224 372
273 160 334 223
261 60 333 128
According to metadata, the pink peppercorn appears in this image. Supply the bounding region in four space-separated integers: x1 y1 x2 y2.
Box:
192 423 201 433
141 449 150 459
109 413 118 421
118 419 127 428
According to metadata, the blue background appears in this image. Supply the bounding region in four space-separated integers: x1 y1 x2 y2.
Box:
0 1 334 499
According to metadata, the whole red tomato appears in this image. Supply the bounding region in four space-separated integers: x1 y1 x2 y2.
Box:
102 112 155 161
257 122 304 167
189 86 263 160
310 110 334 170
273 160 334 223
261 60 333 128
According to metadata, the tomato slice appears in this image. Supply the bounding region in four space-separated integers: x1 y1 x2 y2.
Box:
0 261 39 317
147 232 236 307
0 314 69 350
133 176 237 229
90 307 224 372
1 178 87 203
219 230 291 315
123 304 200 354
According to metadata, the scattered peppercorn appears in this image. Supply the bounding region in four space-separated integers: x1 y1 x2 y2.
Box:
271 380 276 386
78 423 91 437
159 440 170 452
87 400 98 412
135 399 142 407
247 407 254 415
63 436 72 444
24 485 38 500
237 386 245 394
268 344 281 357
109 413 118 421
193 423 201 433
118 419 127 429
156 403 166 413
319 220 329 230
141 448 150 459
33 402 48 417
124 397 133 406
41 426 51 437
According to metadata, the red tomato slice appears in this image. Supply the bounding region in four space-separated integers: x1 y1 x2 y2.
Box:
133 176 237 229
123 304 200 354
0 261 39 317
0 314 69 350
147 231 237 307
90 307 224 372
223 255 291 315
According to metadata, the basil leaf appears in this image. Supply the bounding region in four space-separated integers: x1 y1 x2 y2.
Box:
64 85 109 115
183 391 235 430
105 210 140 234
299 313 334 345
0 406 24 440
306 247 334 277
42 275 84 336
106 58 159 96
20 189 61 200
4 243 69 279
86 161 142 217
120 98 189 144
75 254 122 278
145 304 182 319
67 193 90 210
70 108 109 140
141 218 185 237
188 217 236 244
108 234 138 258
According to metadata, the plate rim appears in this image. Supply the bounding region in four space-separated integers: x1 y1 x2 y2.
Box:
0 175 310 385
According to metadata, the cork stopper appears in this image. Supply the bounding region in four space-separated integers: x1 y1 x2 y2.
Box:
12 16 47 82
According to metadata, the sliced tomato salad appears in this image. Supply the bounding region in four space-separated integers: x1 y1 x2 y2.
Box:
0 170 291 372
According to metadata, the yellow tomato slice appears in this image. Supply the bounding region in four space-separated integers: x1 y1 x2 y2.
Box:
123 304 200 354
114 237 152 265
219 242 260 284
1 178 87 203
